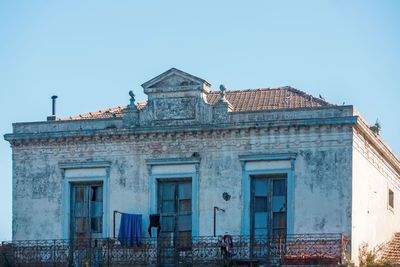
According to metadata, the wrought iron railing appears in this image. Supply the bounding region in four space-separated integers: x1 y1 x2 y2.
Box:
0 233 350 266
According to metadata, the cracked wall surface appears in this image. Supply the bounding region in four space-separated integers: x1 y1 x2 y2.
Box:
9 122 354 240
5 69 400 265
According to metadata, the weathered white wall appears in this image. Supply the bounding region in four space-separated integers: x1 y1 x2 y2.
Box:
10 120 354 241
198 150 243 236
293 146 353 235
351 128 400 264
12 152 64 240
7 69 400 267
108 155 150 238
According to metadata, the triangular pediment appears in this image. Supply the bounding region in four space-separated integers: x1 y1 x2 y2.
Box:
148 74 198 88
142 68 211 94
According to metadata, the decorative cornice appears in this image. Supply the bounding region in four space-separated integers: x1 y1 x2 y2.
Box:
354 117 400 175
6 122 353 152
4 116 357 145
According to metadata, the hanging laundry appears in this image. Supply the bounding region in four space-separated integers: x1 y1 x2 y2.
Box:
148 214 161 237
118 213 142 247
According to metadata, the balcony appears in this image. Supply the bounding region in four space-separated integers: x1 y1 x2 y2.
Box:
1 233 350 266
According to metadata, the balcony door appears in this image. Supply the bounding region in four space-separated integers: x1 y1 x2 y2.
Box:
158 180 192 239
70 183 103 239
251 175 287 237
158 180 192 265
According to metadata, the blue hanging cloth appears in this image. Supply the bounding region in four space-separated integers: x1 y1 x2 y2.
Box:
118 213 142 247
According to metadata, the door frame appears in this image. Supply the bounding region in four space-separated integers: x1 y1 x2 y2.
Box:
250 174 288 237
148 158 200 236
157 179 193 237
239 154 296 236
60 162 110 239
69 182 104 239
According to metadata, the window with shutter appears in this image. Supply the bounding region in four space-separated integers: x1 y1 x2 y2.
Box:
251 175 287 237
70 183 103 239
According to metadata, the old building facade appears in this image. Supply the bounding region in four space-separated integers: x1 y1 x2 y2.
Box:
4 68 400 264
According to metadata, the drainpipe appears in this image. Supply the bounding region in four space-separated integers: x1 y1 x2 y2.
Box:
213 206 226 237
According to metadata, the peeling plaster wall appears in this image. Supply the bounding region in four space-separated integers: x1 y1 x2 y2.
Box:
10 121 353 241
109 155 150 238
352 128 400 264
198 150 243 236
294 146 352 235
7 69 400 265
12 152 64 240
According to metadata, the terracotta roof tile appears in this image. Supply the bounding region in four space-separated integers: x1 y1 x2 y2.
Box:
60 102 146 120
207 87 331 111
61 87 332 120
381 232 400 264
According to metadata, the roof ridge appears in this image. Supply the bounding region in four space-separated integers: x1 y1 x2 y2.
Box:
284 86 333 106
208 86 333 106
208 87 286 93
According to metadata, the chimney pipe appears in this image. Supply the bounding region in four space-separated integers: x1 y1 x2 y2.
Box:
51 95 58 116
47 95 58 121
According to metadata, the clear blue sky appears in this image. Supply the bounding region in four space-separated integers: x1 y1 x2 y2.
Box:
0 0 399 241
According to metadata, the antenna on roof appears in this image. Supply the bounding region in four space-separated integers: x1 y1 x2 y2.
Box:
47 95 59 121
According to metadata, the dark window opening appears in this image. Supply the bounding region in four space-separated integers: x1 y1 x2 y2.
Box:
255 197 268 212
389 189 394 209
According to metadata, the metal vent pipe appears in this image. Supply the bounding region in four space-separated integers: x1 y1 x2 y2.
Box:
51 95 58 116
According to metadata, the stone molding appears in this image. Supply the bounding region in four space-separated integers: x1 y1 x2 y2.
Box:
6 116 356 144
353 126 400 189
354 117 400 176
8 123 353 159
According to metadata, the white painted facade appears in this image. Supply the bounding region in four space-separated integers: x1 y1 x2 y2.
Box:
351 117 400 262
4 68 400 264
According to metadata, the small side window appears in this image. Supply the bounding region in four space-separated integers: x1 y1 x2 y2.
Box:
388 189 394 210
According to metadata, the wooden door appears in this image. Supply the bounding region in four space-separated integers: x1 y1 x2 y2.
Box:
70 183 103 239
158 180 192 265
251 175 287 263
251 175 287 237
